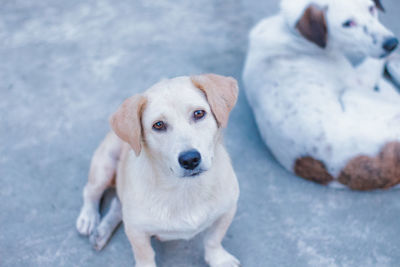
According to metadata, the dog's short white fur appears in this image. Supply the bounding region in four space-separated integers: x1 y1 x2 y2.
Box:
243 0 400 189
76 74 240 267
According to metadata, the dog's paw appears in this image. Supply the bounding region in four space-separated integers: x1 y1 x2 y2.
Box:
134 262 157 267
76 206 99 236
89 224 112 251
205 247 240 267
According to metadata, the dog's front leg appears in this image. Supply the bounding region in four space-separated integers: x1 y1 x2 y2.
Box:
204 205 240 267
76 132 122 236
125 228 156 267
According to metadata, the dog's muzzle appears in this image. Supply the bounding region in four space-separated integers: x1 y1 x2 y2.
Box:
383 37 399 54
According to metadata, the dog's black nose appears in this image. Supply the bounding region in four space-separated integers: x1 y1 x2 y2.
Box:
178 150 201 170
383 37 399 53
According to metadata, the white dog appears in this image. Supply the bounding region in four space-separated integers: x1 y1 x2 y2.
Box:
76 74 240 267
243 0 400 190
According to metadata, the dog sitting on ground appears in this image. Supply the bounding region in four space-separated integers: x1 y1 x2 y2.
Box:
243 0 400 190
76 74 240 267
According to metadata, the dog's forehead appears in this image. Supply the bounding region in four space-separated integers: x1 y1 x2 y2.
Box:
324 0 374 23
331 0 372 12
143 76 209 118
283 0 375 28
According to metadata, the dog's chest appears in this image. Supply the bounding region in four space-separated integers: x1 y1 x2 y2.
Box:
124 189 230 241
153 206 220 241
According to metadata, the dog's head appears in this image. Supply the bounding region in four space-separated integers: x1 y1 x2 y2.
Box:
110 74 238 178
283 0 398 58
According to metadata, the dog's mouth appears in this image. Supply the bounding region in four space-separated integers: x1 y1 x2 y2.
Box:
182 168 205 178
380 49 397 59
380 52 390 59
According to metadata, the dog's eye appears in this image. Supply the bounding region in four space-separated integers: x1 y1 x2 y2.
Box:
152 121 166 131
343 20 357 28
193 110 206 120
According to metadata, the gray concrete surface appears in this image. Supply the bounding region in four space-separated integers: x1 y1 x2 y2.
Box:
1 0 400 266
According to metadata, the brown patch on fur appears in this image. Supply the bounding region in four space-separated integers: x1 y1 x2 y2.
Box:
338 142 400 190
110 95 147 156
294 157 334 185
191 74 238 128
294 142 400 190
296 4 328 48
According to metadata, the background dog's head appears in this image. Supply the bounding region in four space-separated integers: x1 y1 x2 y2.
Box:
110 74 238 178
282 0 398 59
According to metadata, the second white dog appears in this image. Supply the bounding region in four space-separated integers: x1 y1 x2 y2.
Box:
76 74 240 267
243 0 400 190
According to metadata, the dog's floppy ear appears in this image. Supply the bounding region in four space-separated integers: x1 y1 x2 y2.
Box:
191 74 238 128
373 0 385 12
110 95 147 156
296 4 328 48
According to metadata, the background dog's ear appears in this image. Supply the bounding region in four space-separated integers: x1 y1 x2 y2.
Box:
373 0 385 12
191 74 238 128
110 95 147 156
296 4 328 48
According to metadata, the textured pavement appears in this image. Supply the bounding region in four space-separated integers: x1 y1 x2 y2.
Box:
1 0 400 266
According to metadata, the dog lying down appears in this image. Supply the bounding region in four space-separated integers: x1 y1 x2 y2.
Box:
243 0 400 190
76 74 240 267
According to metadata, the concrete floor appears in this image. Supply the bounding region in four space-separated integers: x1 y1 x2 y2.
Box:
1 0 400 266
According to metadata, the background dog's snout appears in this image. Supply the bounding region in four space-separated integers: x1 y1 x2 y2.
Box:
178 150 201 170
383 37 399 53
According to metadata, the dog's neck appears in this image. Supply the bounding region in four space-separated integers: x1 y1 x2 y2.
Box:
345 53 367 67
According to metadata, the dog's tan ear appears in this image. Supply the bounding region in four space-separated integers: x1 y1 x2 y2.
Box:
110 95 147 156
373 0 385 12
296 4 328 48
191 74 238 128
